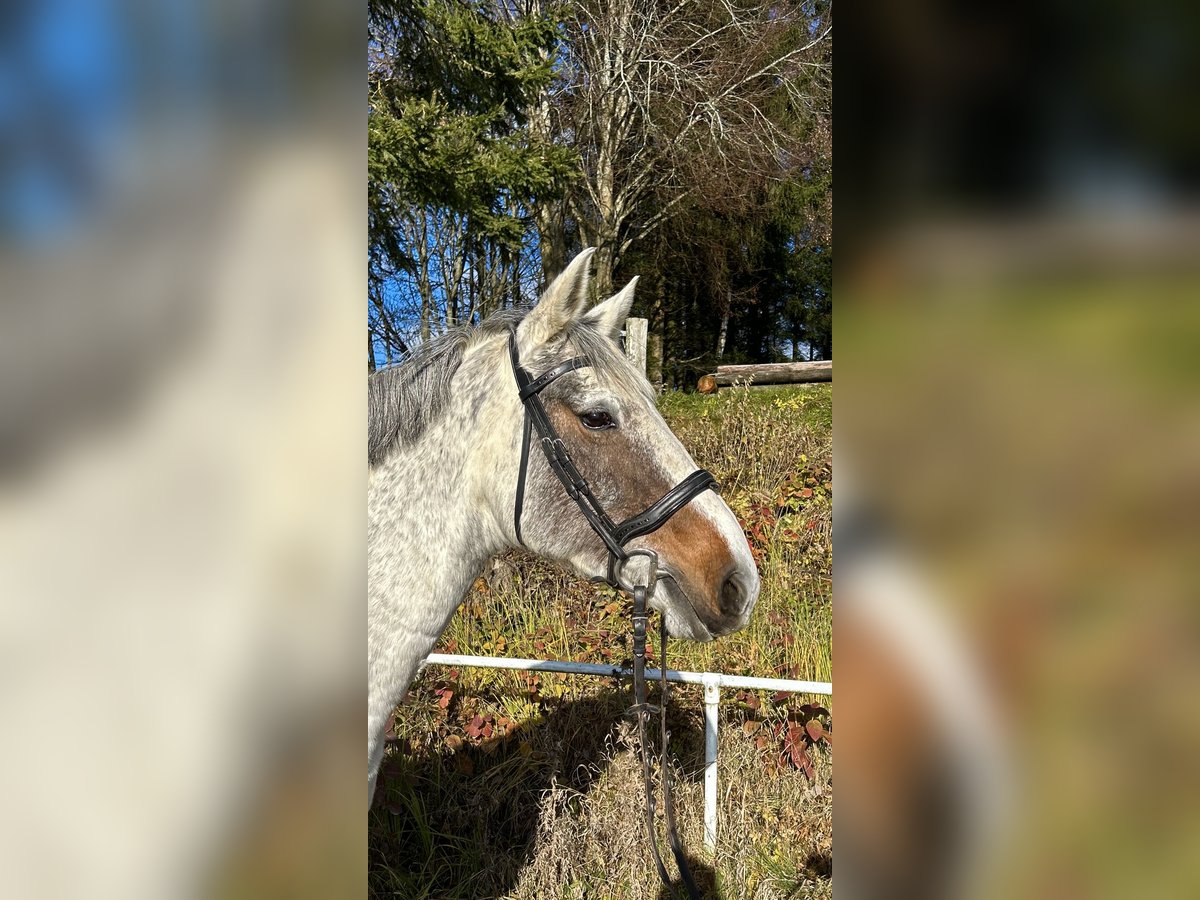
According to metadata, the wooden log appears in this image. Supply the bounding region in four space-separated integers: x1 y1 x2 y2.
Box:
698 360 832 391
623 317 647 376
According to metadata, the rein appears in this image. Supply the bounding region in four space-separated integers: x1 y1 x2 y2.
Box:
507 330 713 899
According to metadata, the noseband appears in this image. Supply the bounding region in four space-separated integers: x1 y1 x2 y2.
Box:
508 329 712 899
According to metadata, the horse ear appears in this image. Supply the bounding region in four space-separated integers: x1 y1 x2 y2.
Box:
583 276 638 343
518 248 596 347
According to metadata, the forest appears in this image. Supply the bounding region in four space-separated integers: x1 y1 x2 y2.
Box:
368 0 831 388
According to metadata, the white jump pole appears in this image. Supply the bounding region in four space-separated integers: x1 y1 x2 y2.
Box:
701 672 721 850
422 653 832 695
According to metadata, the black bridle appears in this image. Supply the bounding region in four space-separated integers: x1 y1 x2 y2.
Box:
508 329 712 898
507 330 717 588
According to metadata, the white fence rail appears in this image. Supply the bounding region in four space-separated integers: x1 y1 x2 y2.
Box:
420 652 832 851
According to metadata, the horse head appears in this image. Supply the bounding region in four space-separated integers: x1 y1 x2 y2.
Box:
472 249 761 640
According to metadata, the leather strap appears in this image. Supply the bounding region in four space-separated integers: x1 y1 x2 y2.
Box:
519 357 590 401
658 616 700 899
632 587 673 887
612 469 718 545
632 588 702 900
513 412 533 546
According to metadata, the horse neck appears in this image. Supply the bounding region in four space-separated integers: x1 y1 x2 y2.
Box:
367 382 511 714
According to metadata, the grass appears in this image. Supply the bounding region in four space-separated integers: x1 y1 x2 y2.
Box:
370 383 832 899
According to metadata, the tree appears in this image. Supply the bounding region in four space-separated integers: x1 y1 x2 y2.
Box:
368 0 574 366
543 0 831 296
367 0 833 376
618 57 833 384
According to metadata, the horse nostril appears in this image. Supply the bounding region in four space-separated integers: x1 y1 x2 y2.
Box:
720 572 747 615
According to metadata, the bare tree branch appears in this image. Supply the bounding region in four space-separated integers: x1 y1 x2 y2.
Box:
541 0 831 292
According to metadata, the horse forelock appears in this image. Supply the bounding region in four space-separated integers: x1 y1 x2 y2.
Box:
367 308 651 468
559 319 656 405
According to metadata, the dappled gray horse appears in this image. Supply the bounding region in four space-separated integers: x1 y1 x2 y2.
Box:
367 249 760 800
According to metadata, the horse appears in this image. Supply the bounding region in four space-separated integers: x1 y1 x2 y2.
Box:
367 248 760 801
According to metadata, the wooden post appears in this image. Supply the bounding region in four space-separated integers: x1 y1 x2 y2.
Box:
624 317 648 376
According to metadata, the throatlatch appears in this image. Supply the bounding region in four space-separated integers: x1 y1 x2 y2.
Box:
507 329 709 899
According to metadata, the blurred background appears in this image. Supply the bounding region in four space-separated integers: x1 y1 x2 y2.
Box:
0 0 365 897
837 0 1200 898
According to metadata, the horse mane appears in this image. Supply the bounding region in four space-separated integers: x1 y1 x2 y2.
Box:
368 308 651 468
368 310 517 467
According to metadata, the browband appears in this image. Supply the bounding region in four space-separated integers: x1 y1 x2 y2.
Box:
518 357 590 401
507 329 717 586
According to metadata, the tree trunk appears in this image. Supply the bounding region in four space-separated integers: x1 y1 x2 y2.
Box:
593 240 616 299
648 277 665 391
664 293 680 391
716 310 729 360
369 289 403 364
510 251 522 309
701 360 832 389
537 204 566 288
525 14 566 292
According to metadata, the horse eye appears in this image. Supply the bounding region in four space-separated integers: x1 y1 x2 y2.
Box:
579 409 615 430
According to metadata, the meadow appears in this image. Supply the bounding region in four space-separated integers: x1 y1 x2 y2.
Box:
369 384 832 899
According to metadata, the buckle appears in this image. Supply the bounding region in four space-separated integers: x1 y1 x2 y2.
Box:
631 614 648 651
613 548 660 596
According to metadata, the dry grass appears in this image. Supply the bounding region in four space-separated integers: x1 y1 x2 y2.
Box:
370 384 832 899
